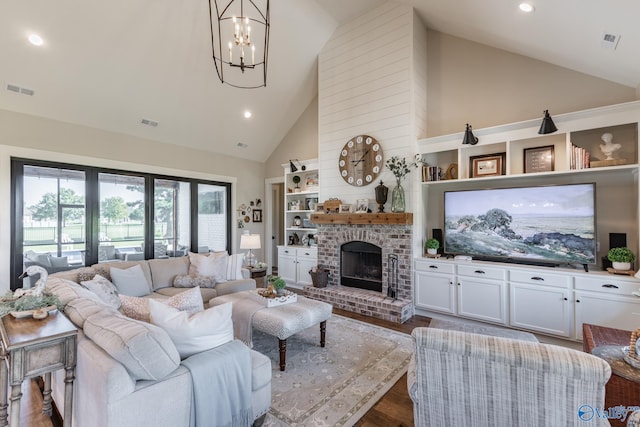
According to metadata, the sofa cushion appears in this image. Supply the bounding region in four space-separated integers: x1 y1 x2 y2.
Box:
83 311 180 381
77 266 112 283
148 257 190 290
119 287 205 322
110 264 152 297
149 300 234 359
46 277 105 306
156 286 218 303
81 274 121 310
65 298 114 328
173 274 215 289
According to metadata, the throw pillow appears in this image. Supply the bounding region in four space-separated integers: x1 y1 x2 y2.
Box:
226 253 244 280
50 256 69 268
34 253 52 267
81 274 121 310
188 252 228 283
149 300 233 359
173 274 215 289
83 311 180 381
119 287 204 322
110 264 151 297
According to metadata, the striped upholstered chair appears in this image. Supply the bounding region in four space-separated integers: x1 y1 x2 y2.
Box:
408 327 612 426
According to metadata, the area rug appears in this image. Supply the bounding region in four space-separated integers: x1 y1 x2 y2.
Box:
254 314 413 427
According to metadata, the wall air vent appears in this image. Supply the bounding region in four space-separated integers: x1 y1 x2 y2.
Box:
6 83 34 95
601 32 620 50
141 118 158 127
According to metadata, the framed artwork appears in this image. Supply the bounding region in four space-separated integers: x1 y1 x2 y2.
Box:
305 197 318 211
252 209 262 223
339 204 353 213
524 145 555 173
315 203 325 213
355 199 369 213
305 172 319 188
470 153 506 178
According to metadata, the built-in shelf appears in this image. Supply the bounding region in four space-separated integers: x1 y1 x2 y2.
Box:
310 213 413 225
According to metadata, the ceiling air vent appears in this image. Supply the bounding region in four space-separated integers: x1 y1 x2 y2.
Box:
601 32 620 50
6 83 34 95
141 118 158 127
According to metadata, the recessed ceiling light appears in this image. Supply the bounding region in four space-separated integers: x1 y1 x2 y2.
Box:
244 110 252 119
28 34 44 46
519 3 535 13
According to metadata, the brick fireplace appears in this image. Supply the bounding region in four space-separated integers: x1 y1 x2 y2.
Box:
304 213 414 323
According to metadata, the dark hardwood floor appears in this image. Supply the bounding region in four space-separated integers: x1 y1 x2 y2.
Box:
22 307 430 427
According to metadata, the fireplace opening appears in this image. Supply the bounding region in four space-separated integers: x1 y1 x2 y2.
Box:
340 241 382 292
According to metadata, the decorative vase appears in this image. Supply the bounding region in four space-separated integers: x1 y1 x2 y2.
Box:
391 179 405 213
612 261 631 271
276 288 285 296
375 181 389 213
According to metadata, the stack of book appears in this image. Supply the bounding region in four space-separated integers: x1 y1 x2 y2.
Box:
422 165 441 182
570 144 590 170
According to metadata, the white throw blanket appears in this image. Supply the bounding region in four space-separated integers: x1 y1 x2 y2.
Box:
228 297 264 346
182 340 253 427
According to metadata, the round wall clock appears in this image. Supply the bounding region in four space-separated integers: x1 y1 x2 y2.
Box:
338 135 384 186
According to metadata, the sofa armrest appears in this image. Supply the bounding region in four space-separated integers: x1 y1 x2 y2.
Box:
241 268 250 279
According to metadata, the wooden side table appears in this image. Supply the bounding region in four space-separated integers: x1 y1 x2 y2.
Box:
248 267 267 287
0 312 78 427
583 323 640 426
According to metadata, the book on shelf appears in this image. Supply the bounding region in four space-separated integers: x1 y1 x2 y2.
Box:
422 165 441 182
570 144 590 170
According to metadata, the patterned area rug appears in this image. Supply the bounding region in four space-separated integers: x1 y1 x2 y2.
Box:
254 314 413 427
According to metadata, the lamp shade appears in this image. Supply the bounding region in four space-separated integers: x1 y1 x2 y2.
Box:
240 234 261 250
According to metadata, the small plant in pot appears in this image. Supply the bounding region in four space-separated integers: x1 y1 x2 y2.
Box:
425 238 440 255
292 175 301 191
268 275 287 296
608 247 636 271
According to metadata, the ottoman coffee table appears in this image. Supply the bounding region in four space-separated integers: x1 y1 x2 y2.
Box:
210 291 332 371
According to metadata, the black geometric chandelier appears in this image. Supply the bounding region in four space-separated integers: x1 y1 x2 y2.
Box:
208 0 270 89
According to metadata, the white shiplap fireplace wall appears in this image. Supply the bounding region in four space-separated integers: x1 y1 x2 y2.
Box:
316 2 427 318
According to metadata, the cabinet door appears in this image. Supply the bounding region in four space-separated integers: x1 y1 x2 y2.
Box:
574 291 640 340
457 279 507 325
278 253 297 285
296 256 316 286
510 283 572 337
414 271 456 314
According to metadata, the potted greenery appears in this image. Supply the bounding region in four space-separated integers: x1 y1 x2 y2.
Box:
292 175 301 192
268 275 287 296
425 238 440 255
608 247 636 271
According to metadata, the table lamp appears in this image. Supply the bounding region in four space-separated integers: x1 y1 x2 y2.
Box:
240 233 261 268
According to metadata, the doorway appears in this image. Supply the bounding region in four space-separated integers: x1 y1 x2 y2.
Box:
264 177 284 276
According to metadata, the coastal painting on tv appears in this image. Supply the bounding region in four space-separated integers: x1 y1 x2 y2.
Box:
444 183 596 265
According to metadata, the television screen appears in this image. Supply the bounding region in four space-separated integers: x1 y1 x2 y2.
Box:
444 183 596 265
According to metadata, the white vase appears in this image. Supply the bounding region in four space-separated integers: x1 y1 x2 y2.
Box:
427 248 437 255
612 261 631 270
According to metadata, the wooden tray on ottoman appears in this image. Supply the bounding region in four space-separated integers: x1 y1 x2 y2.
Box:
252 289 298 307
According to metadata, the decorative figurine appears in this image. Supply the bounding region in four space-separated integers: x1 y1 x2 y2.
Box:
600 133 621 160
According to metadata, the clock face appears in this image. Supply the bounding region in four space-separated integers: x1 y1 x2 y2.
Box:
338 135 384 186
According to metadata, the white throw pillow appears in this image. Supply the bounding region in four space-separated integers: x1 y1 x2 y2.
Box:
119 286 204 322
110 264 151 297
188 252 227 283
149 300 234 359
226 253 244 280
81 274 121 310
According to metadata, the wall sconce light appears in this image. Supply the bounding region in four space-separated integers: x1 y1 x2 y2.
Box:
289 159 305 172
462 124 478 145
538 110 558 134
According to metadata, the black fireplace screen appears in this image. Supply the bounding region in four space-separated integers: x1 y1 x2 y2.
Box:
340 241 382 292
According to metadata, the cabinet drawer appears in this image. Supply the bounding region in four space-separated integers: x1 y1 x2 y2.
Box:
574 276 638 296
278 246 296 257
414 259 454 274
296 247 317 259
457 264 505 281
509 269 570 288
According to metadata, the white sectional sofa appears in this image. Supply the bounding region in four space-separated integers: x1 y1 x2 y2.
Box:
46 256 271 427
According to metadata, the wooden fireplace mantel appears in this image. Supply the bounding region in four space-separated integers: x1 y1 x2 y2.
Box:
310 213 413 225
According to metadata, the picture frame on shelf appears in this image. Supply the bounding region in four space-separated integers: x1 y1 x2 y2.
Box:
314 203 325 214
339 204 353 213
252 209 262 223
304 171 319 189
524 145 555 173
355 199 368 213
305 197 318 211
470 153 506 178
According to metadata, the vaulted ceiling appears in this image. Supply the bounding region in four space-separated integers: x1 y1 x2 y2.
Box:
1 0 638 162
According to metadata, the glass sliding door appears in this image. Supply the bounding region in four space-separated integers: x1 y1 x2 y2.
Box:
98 173 145 262
197 183 230 253
21 165 86 285
154 179 190 258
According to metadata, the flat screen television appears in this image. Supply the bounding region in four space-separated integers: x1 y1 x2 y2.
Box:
443 183 596 266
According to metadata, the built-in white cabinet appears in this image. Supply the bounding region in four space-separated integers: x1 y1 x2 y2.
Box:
457 265 508 325
414 259 456 314
414 257 640 341
277 246 317 289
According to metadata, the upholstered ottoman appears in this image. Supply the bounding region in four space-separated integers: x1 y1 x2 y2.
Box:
211 292 333 371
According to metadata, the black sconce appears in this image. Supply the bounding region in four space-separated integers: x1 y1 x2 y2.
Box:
289 159 305 172
538 110 558 134
462 124 478 145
